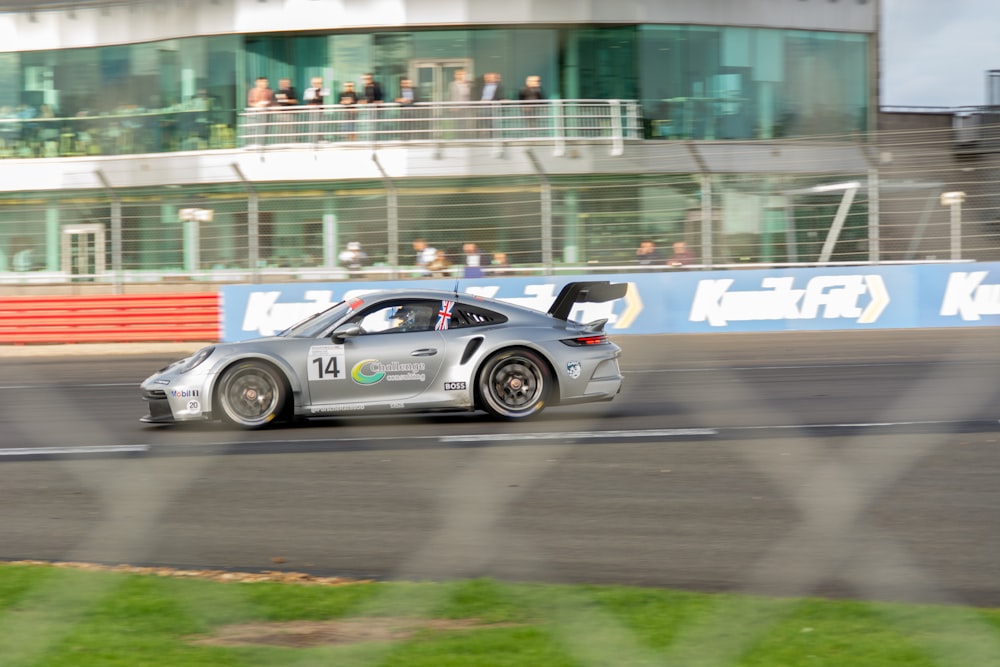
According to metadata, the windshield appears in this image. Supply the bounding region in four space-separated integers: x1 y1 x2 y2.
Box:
279 300 356 338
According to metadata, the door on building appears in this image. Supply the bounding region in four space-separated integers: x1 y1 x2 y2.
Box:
412 59 474 102
61 223 106 278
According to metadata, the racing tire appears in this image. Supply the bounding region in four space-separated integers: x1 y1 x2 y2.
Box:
216 361 289 429
477 348 552 420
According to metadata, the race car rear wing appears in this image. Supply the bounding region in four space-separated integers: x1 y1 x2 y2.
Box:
546 281 628 321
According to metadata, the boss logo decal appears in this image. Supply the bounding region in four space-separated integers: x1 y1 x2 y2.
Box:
444 382 467 391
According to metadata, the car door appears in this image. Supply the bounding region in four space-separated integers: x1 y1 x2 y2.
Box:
306 298 446 411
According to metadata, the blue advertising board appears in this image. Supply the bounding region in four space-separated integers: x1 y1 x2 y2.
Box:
220 263 1000 341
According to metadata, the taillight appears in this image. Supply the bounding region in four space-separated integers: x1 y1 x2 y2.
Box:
561 334 608 346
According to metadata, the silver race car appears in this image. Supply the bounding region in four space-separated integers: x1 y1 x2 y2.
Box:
140 281 627 428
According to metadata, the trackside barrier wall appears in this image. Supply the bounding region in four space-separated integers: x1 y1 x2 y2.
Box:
1 264 995 345
222 262 1000 342
0 293 221 344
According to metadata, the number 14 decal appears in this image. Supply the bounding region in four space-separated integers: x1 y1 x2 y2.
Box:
307 345 347 381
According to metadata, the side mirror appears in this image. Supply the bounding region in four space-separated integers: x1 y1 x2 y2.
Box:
332 323 363 342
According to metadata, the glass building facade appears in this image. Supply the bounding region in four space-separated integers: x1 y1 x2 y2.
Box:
0 1 886 281
0 25 869 158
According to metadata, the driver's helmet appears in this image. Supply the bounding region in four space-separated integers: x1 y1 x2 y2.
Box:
392 303 431 331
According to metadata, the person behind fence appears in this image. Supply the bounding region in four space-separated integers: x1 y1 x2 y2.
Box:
427 247 451 277
338 241 368 275
10 236 36 271
490 251 511 276
461 242 489 278
412 237 437 275
668 240 695 267
635 239 665 266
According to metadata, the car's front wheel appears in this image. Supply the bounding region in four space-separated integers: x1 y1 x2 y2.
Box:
216 361 288 428
477 348 552 420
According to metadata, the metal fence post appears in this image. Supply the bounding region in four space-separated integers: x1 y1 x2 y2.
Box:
372 153 399 278
941 191 966 260
686 142 713 268
95 170 123 294
861 142 881 264
609 99 624 157
526 149 553 275
868 166 880 263
232 163 259 283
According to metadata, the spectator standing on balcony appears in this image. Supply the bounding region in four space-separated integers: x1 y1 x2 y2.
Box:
518 75 545 102
449 69 472 102
247 76 274 108
246 76 274 145
338 81 359 140
478 72 504 137
303 76 328 142
360 73 384 105
395 78 418 106
303 76 327 105
478 72 504 102
518 75 546 131
275 78 299 106
395 78 421 140
359 73 384 140
448 69 472 136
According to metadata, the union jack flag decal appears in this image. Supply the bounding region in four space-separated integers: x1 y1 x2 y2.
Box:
435 300 455 330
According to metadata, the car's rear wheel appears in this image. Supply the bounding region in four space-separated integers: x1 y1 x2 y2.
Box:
477 348 551 420
216 361 288 428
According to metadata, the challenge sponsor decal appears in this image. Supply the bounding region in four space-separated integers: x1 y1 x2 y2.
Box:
689 275 890 327
566 361 582 379
940 271 1000 321
443 382 466 391
351 359 427 385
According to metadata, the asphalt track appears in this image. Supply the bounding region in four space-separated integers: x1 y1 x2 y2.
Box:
0 329 998 606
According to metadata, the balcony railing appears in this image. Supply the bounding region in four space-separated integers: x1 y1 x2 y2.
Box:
0 99 642 159
0 106 235 158
238 100 643 155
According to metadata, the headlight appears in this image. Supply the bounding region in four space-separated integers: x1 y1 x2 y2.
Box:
179 346 215 374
